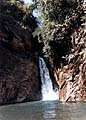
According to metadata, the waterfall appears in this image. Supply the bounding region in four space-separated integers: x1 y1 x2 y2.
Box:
39 57 59 101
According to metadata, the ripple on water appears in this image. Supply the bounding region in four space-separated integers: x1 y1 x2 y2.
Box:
0 101 86 120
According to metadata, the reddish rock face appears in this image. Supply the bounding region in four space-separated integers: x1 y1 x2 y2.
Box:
54 27 86 102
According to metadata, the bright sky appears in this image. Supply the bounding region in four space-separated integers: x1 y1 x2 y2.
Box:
23 0 41 25
23 0 40 18
23 0 33 4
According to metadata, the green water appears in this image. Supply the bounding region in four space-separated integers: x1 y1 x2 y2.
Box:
0 101 86 120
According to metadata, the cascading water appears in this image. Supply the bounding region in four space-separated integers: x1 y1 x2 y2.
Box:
39 57 59 101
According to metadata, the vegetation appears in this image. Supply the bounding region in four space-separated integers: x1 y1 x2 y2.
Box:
33 0 84 69
0 0 85 68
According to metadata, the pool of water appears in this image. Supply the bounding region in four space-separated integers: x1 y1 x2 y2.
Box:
0 101 86 120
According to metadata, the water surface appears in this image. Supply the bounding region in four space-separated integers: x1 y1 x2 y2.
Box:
0 101 86 120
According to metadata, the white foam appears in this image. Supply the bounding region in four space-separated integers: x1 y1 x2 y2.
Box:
39 57 59 101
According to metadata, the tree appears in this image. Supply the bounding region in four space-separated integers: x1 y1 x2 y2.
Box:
34 0 84 68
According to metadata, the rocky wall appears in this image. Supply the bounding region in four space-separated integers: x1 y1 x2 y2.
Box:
0 11 41 105
54 26 86 101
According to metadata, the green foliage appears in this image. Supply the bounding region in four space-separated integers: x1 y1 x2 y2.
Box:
28 4 36 13
34 0 84 68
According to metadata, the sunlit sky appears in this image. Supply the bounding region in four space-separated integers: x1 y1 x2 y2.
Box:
23 0 41 25
23 0 33 4
23 0 40 18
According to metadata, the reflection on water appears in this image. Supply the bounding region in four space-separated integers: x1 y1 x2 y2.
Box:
42 101 56 119
0 101 86 120
43 109 56 119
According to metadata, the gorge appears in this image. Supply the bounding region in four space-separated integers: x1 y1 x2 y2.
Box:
0 0 86 105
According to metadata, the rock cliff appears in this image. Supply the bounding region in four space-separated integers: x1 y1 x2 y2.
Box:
0 1 41 105
53 0 86 102
54 26 86 101
36 0 86 102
